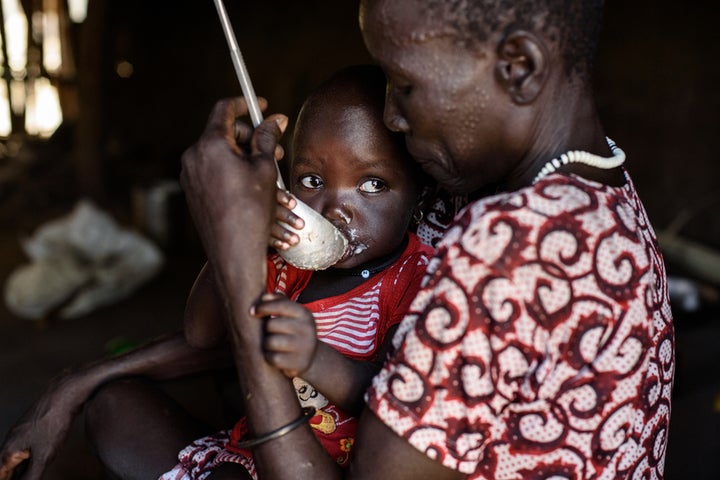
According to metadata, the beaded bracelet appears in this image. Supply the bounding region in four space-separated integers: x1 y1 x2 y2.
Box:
235 406 316 449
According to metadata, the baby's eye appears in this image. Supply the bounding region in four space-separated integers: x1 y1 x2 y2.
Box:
299 174 323 189
359 178 387 193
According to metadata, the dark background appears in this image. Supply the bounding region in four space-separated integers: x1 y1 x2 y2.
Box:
0 1 718 478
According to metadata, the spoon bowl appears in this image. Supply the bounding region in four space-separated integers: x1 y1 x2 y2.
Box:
278 196 348 270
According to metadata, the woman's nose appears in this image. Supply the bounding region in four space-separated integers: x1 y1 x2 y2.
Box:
384 93 410 133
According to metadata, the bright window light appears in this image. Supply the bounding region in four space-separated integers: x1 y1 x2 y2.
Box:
25 76 62 138
2 0 28 76
67 0 88 23
0 29 5 67
0 81 11 136
9 78 24 115
0 0 77 138
42 0 62 74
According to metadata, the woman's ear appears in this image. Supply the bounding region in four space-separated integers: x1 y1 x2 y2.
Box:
494 30 548 104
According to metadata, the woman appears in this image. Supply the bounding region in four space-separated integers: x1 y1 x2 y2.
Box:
178 0 674 479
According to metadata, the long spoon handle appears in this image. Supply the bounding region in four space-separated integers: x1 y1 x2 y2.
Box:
212 0 286 190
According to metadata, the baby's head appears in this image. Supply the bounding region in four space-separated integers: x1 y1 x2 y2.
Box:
290 65 431 269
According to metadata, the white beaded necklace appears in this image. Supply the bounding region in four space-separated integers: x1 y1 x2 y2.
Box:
532 137 625 184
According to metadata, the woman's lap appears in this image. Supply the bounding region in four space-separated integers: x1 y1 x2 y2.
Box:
84 377 212 480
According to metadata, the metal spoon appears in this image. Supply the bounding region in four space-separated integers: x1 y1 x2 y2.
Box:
212 0 348 270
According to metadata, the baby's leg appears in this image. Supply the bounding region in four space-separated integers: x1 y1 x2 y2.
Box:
84 377 210 480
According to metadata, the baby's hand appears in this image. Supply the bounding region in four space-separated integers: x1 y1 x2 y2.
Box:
269 190 304 251
252 293 317 378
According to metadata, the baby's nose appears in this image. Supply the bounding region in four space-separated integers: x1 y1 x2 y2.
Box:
323 200 353 226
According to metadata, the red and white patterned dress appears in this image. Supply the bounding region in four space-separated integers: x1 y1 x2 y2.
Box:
367 171 674 479
160 233 433 480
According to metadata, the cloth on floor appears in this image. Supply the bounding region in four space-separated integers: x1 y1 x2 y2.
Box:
4 199 164 320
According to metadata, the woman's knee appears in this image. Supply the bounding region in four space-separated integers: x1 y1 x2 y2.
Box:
84 377 151 434
83 378 201 480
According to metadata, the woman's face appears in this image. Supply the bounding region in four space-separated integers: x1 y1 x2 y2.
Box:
290 99 420 269
360 0 520 194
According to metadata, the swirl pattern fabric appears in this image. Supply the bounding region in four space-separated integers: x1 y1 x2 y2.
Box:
368 170 674 479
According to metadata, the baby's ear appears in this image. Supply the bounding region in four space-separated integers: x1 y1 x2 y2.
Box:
494 30 548 104
413 184 437 223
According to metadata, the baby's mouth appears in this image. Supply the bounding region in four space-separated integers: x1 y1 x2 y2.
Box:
335 241 367 265
350 243 368 256
334 227 367 264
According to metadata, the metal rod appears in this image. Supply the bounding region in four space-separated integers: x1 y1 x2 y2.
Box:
212 0 286 189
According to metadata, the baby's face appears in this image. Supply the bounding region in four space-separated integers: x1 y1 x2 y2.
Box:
290 102 419 269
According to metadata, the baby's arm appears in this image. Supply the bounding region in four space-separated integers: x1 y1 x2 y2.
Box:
299 328 394 415
254 293 384 415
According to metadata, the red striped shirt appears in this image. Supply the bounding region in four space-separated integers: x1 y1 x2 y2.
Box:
267 232 433 360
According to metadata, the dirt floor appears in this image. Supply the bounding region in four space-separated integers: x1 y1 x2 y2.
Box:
0 233 214 478
0 173 229 478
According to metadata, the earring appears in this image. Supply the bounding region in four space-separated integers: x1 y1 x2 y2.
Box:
413 209 424 225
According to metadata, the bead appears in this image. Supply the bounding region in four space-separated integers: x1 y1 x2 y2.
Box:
532 137 625 184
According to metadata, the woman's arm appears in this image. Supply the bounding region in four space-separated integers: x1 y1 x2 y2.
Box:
0 331 232 480
185 194 308 349
179 97 342 479
184 261 227 348
348 409 466 480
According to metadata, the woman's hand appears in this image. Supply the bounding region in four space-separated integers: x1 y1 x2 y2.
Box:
253 293 318 378
0 371 90 480
180 97 286 284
